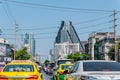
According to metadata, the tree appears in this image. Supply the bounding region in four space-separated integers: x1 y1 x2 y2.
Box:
108 43 120 60
67 52 90 62
108 47 115 60
15 47 31 60
44 59 49 64
118 43 120 49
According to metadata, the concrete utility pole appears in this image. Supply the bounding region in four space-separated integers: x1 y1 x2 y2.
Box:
114 10 117 61
14 23 18 60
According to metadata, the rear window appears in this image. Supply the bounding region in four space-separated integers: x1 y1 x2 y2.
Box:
57 60 74 66
62 65 73 70
0 64 5 68
3 65 34 72
83 62 120 71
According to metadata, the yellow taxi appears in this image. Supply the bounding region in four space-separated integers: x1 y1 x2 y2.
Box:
0 60 42 80
56 64 73 80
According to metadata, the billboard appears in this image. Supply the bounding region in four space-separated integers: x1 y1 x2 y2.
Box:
0 44 6 56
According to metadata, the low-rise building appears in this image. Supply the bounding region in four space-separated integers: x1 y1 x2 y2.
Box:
0 38 13 62
88 32 118 60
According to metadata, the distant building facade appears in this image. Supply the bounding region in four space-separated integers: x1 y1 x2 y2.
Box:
0 38 13 62
49 49 55 63
24 33 35 56
88 32 120 60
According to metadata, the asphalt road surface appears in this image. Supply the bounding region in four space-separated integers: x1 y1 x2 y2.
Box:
41 69 54 80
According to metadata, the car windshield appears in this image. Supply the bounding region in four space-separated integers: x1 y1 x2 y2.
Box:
83 62 120 71
62 65 73 70
57 60 74 66
3 65 34 72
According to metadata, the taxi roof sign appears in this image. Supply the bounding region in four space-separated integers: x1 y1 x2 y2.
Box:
66 61 72 64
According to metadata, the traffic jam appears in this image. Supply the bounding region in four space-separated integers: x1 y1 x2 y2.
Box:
1 59 120 80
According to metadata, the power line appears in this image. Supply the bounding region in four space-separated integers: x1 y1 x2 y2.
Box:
2 31 57 35
4 26 114 39
78 26 113 34
4 0 113 13
76 20 112 29
3 1 16 23
1 17 113 31
2 20 112 35
1 26 59 30
2 2 13 24
19 26 58 30
2 20 113 36
74 14 113 25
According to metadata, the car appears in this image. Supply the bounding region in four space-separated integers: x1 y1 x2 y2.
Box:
43 63 48 72
38 65 42 71
65 60 120 80
46 63 54 75
0 62 6 72
0 60 42 80
53 59 74 80
56 64 73 80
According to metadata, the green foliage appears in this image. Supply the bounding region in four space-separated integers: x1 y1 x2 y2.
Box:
67 52 90 62
44 59 49 64
108 47 115 60
118 43 120 49
15 47 31 60
108 43 120 60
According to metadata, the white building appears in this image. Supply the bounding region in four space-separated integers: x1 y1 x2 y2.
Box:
54 42 79 60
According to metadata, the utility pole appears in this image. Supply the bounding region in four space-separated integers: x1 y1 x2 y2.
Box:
14 23 18 60
114 10 117 61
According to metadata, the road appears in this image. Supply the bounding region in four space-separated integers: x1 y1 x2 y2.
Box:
41 69 54 80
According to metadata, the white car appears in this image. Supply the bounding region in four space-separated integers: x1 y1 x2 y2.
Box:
65 60 120 80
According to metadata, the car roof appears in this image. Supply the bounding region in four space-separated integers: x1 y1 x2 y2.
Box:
77 60 116 63
57 59 73 60
8 60 34 65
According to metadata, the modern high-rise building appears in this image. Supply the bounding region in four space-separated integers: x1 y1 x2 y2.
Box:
55 21 84 52
24 33 35 56
54 21 84 59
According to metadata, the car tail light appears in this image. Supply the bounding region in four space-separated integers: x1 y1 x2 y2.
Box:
0 69 2 72
0 75 8 80
26 75 38 80
59 71 64 74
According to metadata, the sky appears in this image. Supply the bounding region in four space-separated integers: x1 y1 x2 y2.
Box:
0 0 120 62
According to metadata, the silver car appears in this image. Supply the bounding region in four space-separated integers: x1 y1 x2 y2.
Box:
65 60 120 80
